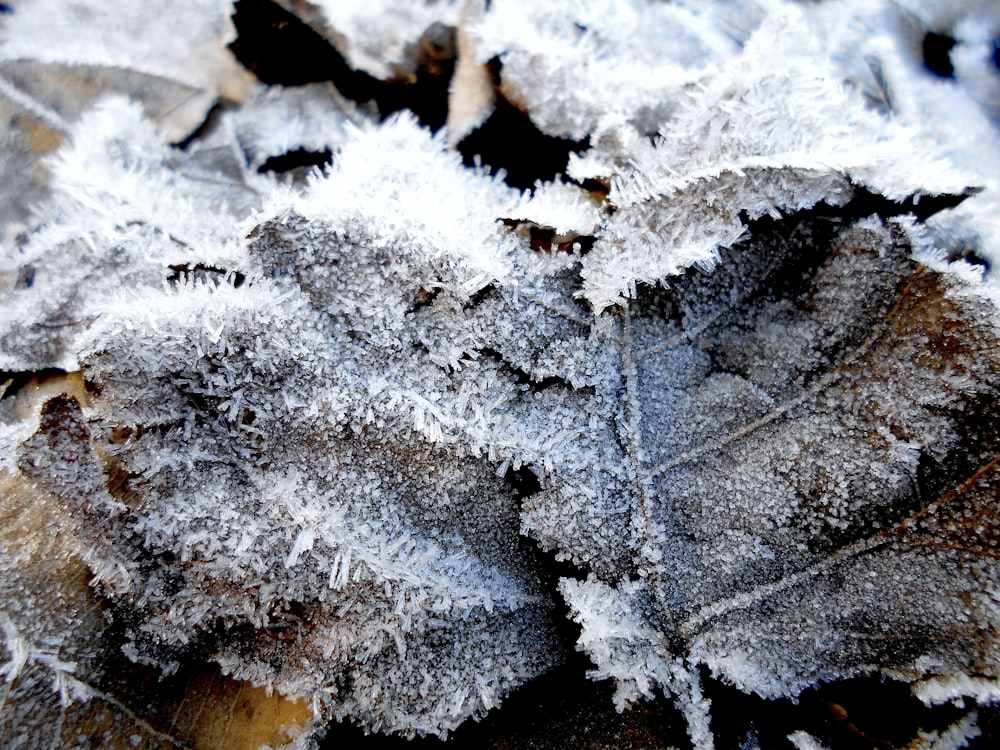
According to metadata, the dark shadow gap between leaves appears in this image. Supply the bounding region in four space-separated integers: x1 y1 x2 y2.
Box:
0 368 69 400
228 2 590 190
166 263 246 288
171 100 227 151
256 147 333 175
501 219 597 255
458 93 590 192
704 673 982 750
923 30 957 79
477 347 568 392
228 0 453 131
733 183 977 258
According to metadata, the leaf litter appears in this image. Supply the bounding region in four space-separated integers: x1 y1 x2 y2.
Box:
2 1 1000 748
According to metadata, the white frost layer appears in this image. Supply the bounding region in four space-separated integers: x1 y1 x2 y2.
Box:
916 675 1000 706
573 7 975 309
277 112 519 296
468 0 764 140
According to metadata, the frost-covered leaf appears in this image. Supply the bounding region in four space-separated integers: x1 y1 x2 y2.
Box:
0 378 314 749
567 9 975 310
0 72 63 241
511 214 1000 745
799 0 1000 274
0 97 260 372
0 0 253 238
3 1 1000 748
0 59 221 241
0 74 370 372
12 114 560 741
467 0 763 141
0 0 250 113
229 81 364 173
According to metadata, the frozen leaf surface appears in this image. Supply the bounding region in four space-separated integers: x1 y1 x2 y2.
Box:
565 9 974 310
0 0 249 113
0 0 252 238
512 215 1000 744
0 378 314 749
10 115 561 741
230 82 364 173
0 97 260 372
801 0 1000 273
466 0 763 141
2 1 1000 748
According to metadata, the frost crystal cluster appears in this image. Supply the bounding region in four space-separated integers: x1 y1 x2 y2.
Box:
2 1 1000 748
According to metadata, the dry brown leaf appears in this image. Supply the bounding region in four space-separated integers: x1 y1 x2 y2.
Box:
1 378 312 749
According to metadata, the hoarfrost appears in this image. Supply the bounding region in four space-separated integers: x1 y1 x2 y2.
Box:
28 113 560 739
0 97 257 371
466 0 764 141
2 0 1000 748
570 8 975 309
0 0 250 240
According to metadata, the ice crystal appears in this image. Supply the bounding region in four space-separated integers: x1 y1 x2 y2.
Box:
2 1 1000 748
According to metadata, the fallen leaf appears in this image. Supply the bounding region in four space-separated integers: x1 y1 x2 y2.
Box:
1 382 312 749
518 214 1000 745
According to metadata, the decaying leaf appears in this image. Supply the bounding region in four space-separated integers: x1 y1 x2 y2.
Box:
8 115 559 741
528 215 1000 743
0 377 313 749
